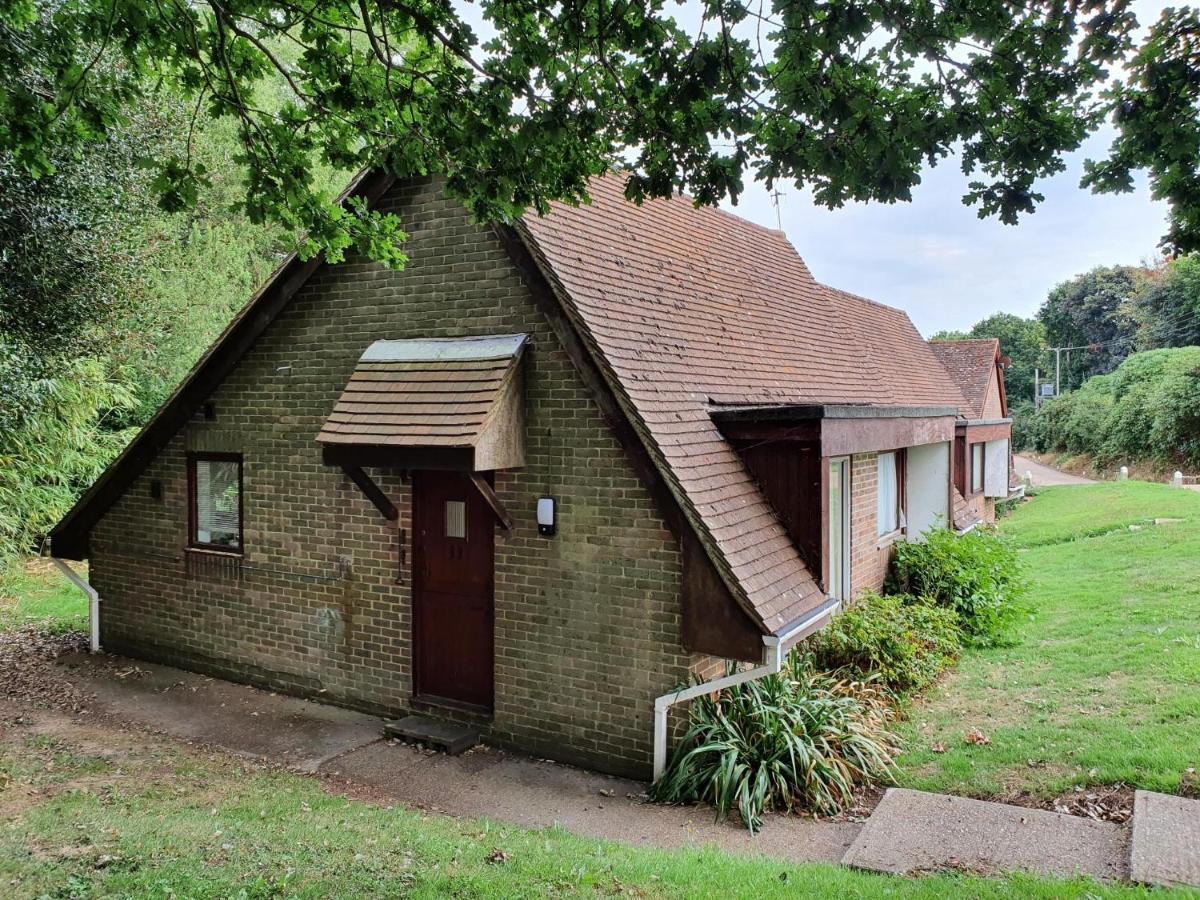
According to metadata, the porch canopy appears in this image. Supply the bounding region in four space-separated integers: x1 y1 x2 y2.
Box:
319 334 528 471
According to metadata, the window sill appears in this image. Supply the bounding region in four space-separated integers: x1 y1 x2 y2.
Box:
185 545 243 559
877 529 905 548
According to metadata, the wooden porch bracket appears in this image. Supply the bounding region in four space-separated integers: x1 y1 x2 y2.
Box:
469 473 514 533
341 465 398 521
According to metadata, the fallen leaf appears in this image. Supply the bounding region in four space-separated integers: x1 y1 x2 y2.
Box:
931 743 947 754
964 729 990 746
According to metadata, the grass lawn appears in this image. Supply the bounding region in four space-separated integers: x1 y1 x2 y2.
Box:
896 481 1200 799
0 559 87 633
0 727 1167 899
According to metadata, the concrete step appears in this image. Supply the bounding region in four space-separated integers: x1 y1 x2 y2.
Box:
1130 790 1200 888
383 715 478 755
842 788 1128 881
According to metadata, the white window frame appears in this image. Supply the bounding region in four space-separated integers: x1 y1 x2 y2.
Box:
970 442 985 494
827 457 851 601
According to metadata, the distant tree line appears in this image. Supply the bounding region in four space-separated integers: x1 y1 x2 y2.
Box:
936 255 1200 461
935 255 1200 401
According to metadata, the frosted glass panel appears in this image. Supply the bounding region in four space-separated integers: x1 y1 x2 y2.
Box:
445 500 466 539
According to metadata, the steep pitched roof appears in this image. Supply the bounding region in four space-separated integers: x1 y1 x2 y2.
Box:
52 171 967 639
519 173 966 633
929 339 1003 419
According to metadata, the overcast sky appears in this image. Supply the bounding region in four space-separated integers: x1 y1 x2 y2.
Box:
457 0 1170 337
721 134 1169 337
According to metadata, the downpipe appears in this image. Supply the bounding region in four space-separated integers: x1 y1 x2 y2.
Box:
651 597 841 782
51 558 101 653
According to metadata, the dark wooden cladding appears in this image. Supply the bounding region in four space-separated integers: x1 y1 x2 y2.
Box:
961 421 1011 442
322 444 474 471
680 531 763 663
731 439 823 578
719 414 955 457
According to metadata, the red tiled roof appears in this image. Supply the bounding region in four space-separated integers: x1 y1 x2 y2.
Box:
318 336 526 447
929 339 1001 420
520 173 967 634
952 485 982 532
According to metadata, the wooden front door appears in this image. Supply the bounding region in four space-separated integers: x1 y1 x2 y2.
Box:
412 471 495 709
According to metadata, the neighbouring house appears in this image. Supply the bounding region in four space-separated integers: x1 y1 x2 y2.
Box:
929 338 1016 531
51 172 975 780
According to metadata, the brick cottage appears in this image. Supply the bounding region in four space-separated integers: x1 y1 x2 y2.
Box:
50 172 1013 779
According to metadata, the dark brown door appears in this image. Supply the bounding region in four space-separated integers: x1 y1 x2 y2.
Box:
412 471 494 709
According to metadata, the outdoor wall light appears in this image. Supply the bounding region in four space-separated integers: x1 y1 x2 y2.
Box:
537 497 556 536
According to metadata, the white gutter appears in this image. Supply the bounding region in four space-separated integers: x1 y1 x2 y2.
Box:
651 597 841 782
51 558 100 653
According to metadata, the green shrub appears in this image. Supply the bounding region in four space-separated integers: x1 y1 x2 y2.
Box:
1027 347 1200 466
887 528 1026 646
651 658 896 833
805 592 962 696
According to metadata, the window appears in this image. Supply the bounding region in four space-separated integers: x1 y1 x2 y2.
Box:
970 443 985 494
445 500 466 539
877 451 904 537
188 454 242 552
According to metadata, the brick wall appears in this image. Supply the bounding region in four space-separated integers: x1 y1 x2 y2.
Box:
88 177 719 779
849 452 890 597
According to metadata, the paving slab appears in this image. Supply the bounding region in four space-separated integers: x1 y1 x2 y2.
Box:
56 652 384 772
323 739 859 865
842 788 1128 881
1131 790 1200 888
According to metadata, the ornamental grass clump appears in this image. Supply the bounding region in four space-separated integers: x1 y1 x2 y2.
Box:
651 657 897 833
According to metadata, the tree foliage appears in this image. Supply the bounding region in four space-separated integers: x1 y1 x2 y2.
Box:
1083 7 1200 252
5 0 1193 271
0 355 137 579
1037 264 1146 390
1129 254 1200 351
0 58 308 574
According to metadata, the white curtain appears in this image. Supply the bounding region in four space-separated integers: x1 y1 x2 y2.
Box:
877 452 899 536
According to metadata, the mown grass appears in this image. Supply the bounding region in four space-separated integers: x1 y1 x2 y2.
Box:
1001 480 1200 547
0 731 1172 899
895 482 1200 799
0 560 87 633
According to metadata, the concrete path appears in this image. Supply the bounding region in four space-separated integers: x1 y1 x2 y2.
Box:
325 740 858 864
53 651 858 865
1013 454 1097 487
56 652 383 773
843 788 1128 881
1131 790 1200 888
51 650 1200 887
